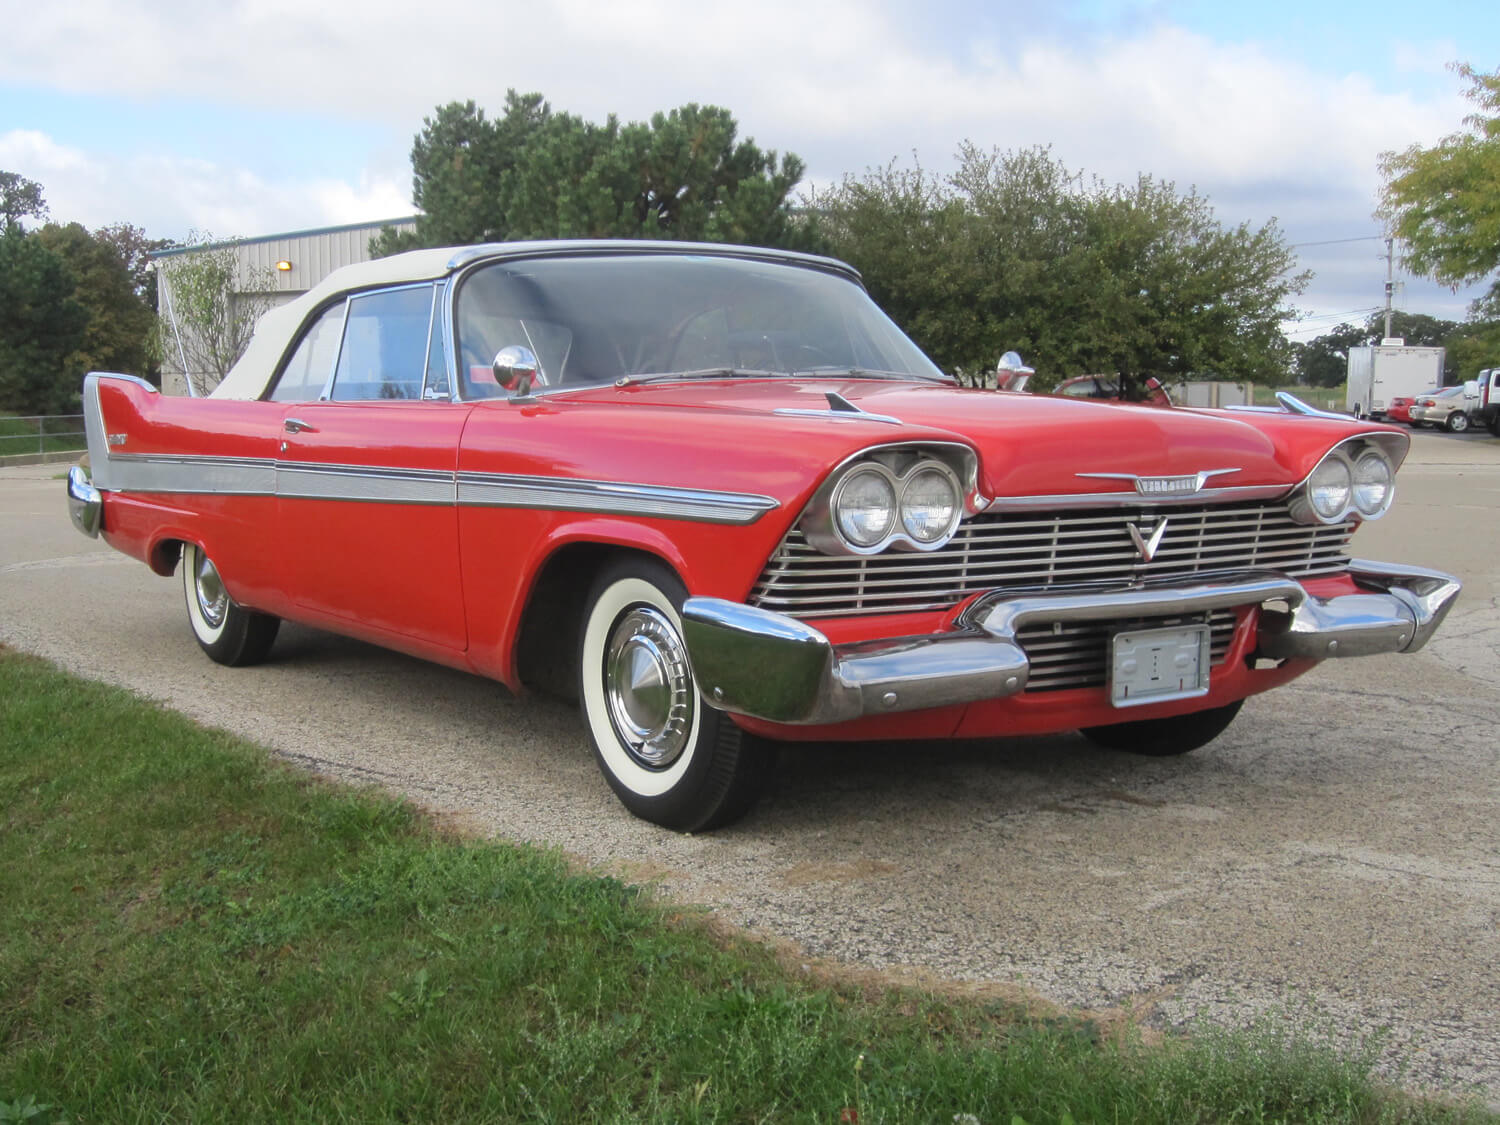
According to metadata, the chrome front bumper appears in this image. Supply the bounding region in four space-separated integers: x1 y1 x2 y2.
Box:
680 561 1461 725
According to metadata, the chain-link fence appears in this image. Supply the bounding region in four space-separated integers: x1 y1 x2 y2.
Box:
0 415 87 463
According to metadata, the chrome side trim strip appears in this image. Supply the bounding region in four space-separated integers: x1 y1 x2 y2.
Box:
456 472 778 524
102 453 278 496
277 462 455 505
83 438 778 525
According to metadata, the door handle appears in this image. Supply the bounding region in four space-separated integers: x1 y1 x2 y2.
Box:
284 418 317 434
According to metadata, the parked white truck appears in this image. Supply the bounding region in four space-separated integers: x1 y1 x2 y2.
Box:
1345 344 1445 420
1469 367 1500 436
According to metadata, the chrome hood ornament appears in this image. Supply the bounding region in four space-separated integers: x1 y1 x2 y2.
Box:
1128 517 1169 562
1076 468 1240 496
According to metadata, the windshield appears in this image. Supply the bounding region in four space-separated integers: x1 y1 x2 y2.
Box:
453 253 946 397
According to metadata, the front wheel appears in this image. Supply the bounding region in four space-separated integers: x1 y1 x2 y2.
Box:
1446 411 1470 433
578 557 771 831
1079 699 1243 757
181 543 280 666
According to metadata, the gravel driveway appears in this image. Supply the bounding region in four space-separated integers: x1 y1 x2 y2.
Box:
4 432 1498 1103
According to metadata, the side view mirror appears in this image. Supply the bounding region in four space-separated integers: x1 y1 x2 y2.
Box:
995 350 1035 392
493 345 542 398
1463 379 1479 398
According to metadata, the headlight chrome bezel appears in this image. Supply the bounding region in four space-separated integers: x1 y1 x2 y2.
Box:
803 444 978 556
1290 439 1397 525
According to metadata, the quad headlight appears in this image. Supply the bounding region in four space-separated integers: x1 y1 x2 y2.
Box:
900 465 962 543
1307 456 1352 521
1291 441 1396 525
833 466 897 547
820 454 968 554
1350 449 1394 517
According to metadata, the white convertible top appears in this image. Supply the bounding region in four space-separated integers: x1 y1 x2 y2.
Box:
211 247 456 399
209 240 861 400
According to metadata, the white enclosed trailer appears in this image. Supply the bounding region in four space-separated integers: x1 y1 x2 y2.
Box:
1345 344 1445 419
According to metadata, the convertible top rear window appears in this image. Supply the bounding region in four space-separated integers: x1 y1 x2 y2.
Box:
454 253 945 395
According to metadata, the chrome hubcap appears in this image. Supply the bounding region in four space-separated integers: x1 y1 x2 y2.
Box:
604 606 694 769
194 552 228 628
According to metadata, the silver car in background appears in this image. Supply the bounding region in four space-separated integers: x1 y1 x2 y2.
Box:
1410 386 1474 432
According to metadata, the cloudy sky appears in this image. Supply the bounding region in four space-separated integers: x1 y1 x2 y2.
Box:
2 0 1494 338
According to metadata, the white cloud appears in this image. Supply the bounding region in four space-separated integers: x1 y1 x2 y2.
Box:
0 2 1486 320
0 129 408 240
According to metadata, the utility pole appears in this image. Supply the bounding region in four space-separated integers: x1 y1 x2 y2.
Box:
1383 237 1395 342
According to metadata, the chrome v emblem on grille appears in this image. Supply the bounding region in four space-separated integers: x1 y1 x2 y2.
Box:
1128 518 1169 562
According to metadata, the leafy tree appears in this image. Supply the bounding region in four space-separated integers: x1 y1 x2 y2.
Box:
1377 63 1500 308
95 222 169 307
0 229 89 413
33 222 156 383
813 144 1306 392
157 236 276 394
1293 309 1494 387
1 170 48 233
1445 316 1500 381
1365 309 1456 348
374 92 813 256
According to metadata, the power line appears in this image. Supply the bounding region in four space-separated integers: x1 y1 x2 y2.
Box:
1288 236 1386 249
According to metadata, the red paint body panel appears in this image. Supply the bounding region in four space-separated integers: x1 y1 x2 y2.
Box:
276 400 471 650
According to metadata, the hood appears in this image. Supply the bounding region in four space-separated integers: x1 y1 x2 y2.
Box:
552 377 1376 498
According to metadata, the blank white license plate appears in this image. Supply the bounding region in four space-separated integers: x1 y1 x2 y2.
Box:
1109 624 1211 708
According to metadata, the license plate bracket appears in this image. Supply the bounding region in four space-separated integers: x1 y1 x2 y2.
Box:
1109 623 1211 708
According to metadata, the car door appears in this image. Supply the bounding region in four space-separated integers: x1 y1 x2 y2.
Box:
274 282 473 653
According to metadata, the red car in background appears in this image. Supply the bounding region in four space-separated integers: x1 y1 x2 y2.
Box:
1052 373 1173 406
1386 395 1421 425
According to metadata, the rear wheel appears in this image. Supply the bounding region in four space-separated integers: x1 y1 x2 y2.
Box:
1079 700 1243 757
181 543 280 666
578 557 771 831
1446 411 1470 433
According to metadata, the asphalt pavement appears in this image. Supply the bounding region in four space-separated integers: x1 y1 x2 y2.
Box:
3 431 1498 1104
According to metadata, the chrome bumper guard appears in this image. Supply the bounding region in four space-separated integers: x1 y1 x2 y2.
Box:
680 560 1461 725
66 465 102 538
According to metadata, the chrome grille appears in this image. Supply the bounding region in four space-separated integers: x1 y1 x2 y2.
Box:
1018 610 1236 693
749 499 1353 619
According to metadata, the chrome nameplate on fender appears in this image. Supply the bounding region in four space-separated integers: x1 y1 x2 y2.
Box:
1077 468 1241 496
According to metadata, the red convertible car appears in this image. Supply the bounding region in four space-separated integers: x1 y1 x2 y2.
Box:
67 241 1461 830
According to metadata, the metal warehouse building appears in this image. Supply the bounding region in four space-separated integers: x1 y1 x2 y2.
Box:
153 216 417 396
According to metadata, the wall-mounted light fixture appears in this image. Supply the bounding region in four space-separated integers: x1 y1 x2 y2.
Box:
275 259 293 272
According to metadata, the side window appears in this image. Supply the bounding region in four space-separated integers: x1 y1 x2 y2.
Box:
329 285 435 402
421 283 450 400
268 302 346 402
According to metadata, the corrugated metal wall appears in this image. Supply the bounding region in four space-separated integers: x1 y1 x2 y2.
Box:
157 218 418 394
235 220 416 296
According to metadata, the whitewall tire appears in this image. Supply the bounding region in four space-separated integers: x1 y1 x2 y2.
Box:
181 542 280 666
578 557 770 831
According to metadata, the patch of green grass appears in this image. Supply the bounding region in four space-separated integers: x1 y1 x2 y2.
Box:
0 415 86 457
1 647 1491 1124
1254 383 1348 409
